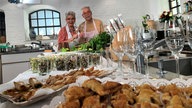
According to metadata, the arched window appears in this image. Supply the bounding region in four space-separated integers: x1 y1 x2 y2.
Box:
29 9 61 40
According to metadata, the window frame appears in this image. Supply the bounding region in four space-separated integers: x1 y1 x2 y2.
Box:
169 0 181 15
29 9 61 39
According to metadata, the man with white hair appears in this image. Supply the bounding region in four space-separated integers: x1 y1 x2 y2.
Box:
78 6 104 43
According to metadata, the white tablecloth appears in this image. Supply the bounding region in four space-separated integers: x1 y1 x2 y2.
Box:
0 56 184 108
0 57 119 108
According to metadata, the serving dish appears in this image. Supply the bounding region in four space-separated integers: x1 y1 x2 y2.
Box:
0 76 70 106
44 76 192 108
0 66 115 106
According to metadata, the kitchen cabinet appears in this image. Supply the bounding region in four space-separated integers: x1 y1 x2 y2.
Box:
0 52 43 83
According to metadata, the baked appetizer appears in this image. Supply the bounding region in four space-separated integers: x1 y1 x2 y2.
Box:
14 81 29 91
29 77 43 89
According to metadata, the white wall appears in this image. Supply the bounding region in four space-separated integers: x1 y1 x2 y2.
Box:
0 0 169 45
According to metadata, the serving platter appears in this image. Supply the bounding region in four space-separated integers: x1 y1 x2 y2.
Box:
0 66 115 106
0 75 69 106
44 76 192 108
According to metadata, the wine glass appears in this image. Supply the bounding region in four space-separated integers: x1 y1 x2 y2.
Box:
140 27 157 78
186 15 192 49
123 26 138 73
164 17 185 78
110 29 125 77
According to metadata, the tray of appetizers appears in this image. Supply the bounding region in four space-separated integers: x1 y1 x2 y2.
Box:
0 66 115 106
46 76 192 108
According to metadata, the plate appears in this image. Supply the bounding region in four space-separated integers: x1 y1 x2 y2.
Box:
0 77 68 106
0 65 114 106
0 88 54 106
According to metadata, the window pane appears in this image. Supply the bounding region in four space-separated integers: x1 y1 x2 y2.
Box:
47 27 53 35
54 19 60 25
31 20 37 27
172 8 177 15
34 28 38 35
39 28 46 35
46 19 53 26
46 10 52 18
171 1 176 7
53 12 59 18
54 27 60 34
38 19 45 26
38 11 45 18
178 0 180 5
31 13 37 19
178 7 181 13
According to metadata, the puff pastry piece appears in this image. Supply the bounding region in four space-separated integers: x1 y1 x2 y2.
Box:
64 86 85 102
161 92 171 105
57 99 80 108
111 99 132 108
136 84 157 94
134 101 159 108
14 81 29 91
184 86 192 99
103 81 122 94
82 95 102 108
29 77 43 89
136 89 161 106
158 84 183 96
82 79 109 96
166 95 183 108
111 93 135 107
121 88 136 105
180 97 192 108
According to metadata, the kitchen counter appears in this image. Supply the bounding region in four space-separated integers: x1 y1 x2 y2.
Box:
0 50 44 83
0 48 45 55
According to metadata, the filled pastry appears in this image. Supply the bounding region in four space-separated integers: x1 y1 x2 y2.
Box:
29 77 43 89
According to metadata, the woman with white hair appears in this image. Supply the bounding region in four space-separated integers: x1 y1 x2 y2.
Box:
58 11 79 50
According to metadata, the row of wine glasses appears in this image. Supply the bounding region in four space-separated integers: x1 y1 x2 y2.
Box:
109 15 192 79
110 25 157 78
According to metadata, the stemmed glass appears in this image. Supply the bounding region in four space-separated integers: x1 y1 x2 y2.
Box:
140 27 157 78
186 15 192 49
164 17 185 78
123 26 138 73
110 29 125 77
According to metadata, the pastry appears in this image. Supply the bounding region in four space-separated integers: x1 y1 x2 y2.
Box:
64 86 85 102
14 81 29 91
136 89 161 106
103 81 122 94
82 95 102 108
57 99 80 108
29 77 43 89
82 78 109 96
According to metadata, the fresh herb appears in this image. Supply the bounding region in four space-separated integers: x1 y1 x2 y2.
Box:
61 32 112 52
80 32 112 52
61 48 70 52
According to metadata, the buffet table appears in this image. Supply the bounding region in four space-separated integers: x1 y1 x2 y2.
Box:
0 53 192 108
0 57 118 108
